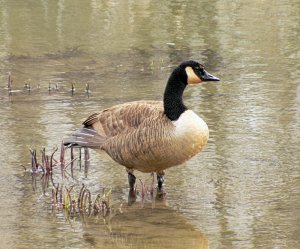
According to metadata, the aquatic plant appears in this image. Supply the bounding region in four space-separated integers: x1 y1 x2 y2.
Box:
136 173 162 202
25 140 163 221
7 72 12 92
5 72 92 98
24 142 114 217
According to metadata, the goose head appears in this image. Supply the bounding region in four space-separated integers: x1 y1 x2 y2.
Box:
179 60 220 84
163 60 220 121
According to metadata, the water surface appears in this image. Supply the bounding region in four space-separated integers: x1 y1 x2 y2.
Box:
0 1 299 248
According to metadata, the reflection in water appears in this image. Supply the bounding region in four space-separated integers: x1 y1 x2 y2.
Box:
85 201 208 249
0 0 299 248
51 197 209 249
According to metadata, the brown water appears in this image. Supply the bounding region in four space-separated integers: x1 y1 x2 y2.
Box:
0 1 299 248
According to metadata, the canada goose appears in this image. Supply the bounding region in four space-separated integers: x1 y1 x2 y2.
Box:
64 60 219 192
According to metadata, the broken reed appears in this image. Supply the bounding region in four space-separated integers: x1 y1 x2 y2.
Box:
8 72 12 92
7 72 91 97
28 142 113 216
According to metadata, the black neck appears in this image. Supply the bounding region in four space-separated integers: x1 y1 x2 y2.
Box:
163 68 188 121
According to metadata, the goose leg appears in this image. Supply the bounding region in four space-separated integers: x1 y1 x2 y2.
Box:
157 171 165 191
126 168 136 190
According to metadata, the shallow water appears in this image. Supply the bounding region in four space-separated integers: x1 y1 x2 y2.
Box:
0 1 299 248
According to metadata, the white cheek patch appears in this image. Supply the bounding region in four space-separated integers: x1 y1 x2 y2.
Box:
185 66 202 84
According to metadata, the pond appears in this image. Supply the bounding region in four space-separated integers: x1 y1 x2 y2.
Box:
0 1 299 248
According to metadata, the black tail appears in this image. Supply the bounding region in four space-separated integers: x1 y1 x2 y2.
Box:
63 127 106 148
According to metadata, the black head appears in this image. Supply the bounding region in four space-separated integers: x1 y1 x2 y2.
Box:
179 60 220 84
163 60 219 121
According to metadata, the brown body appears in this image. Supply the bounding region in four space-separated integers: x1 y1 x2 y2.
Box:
83 100 209 173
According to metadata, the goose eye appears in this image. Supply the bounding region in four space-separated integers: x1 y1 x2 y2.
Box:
195 66 203 73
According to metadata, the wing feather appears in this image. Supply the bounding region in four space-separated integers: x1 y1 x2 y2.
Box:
83 100 164 138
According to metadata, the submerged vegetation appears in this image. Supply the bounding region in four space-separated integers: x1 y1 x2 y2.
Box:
25 143 114 216
23 141 160 220
5 72 91 100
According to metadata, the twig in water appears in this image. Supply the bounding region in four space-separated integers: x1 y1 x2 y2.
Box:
84 148 90 176
85 83 90 98
78 147 82 169
70 147 74 177
29 148 38 190
7 72 12 90
60 141 65 179
70 82 75 96
77 184 86 210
